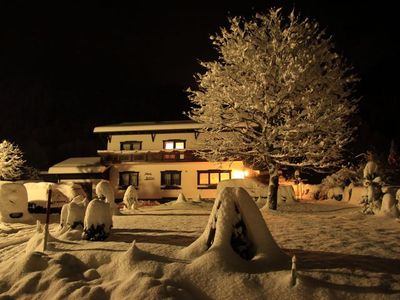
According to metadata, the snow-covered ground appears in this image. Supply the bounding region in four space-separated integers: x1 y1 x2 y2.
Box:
0 199 399 299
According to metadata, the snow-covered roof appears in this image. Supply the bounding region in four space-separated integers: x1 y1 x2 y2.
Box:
48 157 108 174
93 120 203 133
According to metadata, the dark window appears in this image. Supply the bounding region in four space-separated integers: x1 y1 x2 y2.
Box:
119 171 139 189
197 170 231 189
161 171 181 188
120 141 142 151
163 153 177 160
163 140 186 150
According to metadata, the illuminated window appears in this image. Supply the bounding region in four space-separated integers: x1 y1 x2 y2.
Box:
119 171 139 189
197 170 231 188
120 141 142 151
199 173 209 185
175 141 185 149
161 171 181 187
164 141 174 150
163 140 186 150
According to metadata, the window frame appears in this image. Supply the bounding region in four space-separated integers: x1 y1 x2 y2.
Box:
163 139 186 150
119 171 139 189
120 141 142 151
160 170 182 189
197 170 231 189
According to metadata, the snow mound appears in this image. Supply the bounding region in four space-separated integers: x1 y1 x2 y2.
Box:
26 221 58 253
175 193 187 203
180 187 289 269
83 198 112 241
0 181 31 223
96 180 118 215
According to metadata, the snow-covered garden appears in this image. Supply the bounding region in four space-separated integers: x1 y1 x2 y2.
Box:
0 186 400 300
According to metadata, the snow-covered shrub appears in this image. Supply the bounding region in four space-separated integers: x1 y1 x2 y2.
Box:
320 166 362 200
0 181 31 223
82 198 112 241
122 185 138 210
322 166 361 189
0 140 25 180
96 180 118 215
363 161 379 180
60 196 88 230
378 191 399 218
180 187 288 267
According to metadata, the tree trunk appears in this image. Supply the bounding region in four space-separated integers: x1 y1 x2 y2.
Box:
268 164 279 210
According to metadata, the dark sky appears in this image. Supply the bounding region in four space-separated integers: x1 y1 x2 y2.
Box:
0 1 398 169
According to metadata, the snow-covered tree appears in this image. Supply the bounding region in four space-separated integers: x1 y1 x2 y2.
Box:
0 140 25 180
188 8 359 209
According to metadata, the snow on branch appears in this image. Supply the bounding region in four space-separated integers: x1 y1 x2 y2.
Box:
188 7 359 172
0 140 25 180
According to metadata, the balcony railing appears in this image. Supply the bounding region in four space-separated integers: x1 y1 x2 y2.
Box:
98 150 204 164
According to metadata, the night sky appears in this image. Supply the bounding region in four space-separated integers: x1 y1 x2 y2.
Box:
0 1 398 170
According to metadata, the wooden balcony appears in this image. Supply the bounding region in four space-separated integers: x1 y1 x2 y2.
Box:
98 150 204 165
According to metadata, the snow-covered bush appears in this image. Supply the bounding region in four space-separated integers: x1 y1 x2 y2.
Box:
319 165 362 200
122 185 138 210
0 140 25 180
180 187 288 267
0 181 31 223
378 190 399 218
96 180 118 215
60 195 88 230
82 198 112 241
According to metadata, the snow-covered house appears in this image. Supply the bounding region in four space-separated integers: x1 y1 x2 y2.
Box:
48 120 251 201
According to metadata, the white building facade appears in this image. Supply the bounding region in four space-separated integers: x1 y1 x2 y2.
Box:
48 120 252 201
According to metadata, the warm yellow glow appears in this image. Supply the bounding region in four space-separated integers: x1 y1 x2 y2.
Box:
175 142 185 149
232 170 246 179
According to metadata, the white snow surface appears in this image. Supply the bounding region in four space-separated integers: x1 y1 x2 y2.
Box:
0 198 400 299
